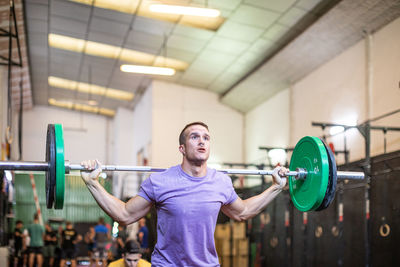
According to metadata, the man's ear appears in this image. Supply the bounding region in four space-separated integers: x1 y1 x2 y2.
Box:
179 144 185 155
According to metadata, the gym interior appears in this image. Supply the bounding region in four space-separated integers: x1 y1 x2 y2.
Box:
0 0 399 266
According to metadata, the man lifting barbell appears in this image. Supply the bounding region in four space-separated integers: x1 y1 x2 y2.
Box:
80 121 288 266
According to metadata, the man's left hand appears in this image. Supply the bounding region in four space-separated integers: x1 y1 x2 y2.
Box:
271 166 288 189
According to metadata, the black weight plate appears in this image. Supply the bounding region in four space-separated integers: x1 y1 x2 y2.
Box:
316 139 337 211
46 124 56 209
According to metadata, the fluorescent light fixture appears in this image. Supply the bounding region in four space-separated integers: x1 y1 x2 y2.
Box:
69 0 224 31
48 76 134 101
48 98 116 117
48 34 188 71
120 64 175 76
149 4 220 17
330 126 345 135
268 149 287 166
87 100 98 106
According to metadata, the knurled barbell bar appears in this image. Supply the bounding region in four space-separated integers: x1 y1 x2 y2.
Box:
0 124 365 211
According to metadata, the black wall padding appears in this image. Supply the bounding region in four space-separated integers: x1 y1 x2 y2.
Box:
370 151 400 267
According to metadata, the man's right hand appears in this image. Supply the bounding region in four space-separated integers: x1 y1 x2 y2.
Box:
80 159 102 185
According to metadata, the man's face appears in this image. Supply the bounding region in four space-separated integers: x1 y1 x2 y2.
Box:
124 253 141 267
180 125 210 164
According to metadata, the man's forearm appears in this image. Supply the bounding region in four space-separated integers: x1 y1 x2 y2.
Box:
241 184 283 220
85 180 130 223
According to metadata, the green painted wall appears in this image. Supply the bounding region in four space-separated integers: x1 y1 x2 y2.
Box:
13 172 112 225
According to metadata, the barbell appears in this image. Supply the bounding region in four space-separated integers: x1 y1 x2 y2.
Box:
0 124 365 211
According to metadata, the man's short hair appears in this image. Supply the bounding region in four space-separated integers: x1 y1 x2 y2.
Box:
33 213 39 220
16 220 23 225
124 240 142 255
179 122 209 145
66 221 72 226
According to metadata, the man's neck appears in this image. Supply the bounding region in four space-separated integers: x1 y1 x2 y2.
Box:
181 160 207 177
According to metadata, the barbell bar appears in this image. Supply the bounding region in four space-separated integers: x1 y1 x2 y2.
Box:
0 124 365 212
0 161 364 178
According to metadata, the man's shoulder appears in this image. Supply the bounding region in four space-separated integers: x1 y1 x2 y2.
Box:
149 165 179 179
208 168 232 182
143 165 180 185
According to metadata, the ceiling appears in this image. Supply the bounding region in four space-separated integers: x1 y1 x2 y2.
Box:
5 0 400 116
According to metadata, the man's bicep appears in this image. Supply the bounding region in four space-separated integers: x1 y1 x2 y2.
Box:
221 197 246 221
124 195 153 224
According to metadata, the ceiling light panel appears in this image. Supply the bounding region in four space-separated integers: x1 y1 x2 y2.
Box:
149 5 220 17
48 34 188 71
48 76 134 101
48 98 116 116
69 0 224 31
120 65 176 76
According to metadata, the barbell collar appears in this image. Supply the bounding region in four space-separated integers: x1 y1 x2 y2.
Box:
336 171 365 180
65 160 70 174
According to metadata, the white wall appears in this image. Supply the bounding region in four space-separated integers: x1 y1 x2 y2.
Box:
112 107 135 199
370 17 400 155
151 80 244 168
113 108 135 165
245 88 290 164
291 39 366 163
245 17 400 166
132 85 153 165
291 17 400 163
115 85 153 200
22 106 112 163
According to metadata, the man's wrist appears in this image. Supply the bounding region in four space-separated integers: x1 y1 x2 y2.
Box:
85 178 100 187
271 183 285 191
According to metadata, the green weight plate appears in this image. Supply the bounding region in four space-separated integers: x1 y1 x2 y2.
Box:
315 139 337 211
54 124 65 209
45 124 56 209
289 136 329 212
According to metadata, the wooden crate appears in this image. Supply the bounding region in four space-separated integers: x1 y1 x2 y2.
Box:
233 222 246 239
215 223 231 239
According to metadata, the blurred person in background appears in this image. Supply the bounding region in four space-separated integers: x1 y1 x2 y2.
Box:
108 240 150 267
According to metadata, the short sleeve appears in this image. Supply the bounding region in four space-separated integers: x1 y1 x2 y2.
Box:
138 177 155 203
224 176 238 205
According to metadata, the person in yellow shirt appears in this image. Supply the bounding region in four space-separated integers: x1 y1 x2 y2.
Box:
108 240 151 267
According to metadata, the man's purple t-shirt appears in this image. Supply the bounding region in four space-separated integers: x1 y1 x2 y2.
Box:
138 165 238 267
